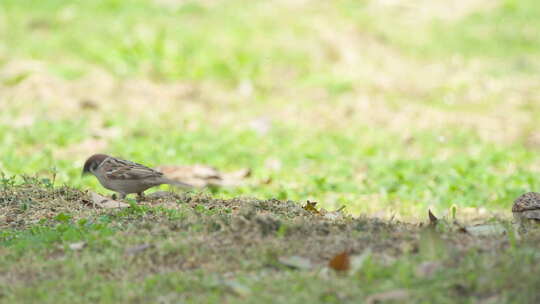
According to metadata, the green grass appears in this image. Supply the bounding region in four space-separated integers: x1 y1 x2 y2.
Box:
2 178 540 303
2 0 540 302
1 0 539 214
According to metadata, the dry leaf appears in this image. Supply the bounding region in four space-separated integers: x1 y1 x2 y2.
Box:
68 241 86 251
366 289 410 304
278 256 312 270
89 192 130 209
328 251 351 272
428 209 438 226
303 200 321 215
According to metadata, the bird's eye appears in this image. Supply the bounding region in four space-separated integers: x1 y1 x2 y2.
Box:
90 163 99 172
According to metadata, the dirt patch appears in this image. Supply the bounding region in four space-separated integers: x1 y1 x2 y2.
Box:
0 178 530 273
3 178 540 303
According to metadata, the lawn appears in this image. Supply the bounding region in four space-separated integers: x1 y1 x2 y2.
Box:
1 0 540 302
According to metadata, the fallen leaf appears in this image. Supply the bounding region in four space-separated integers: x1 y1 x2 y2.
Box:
125 244 153 255
89 192 130 209
68 241 86 251
329 251 351 272
428 209 438 226
278 256 312 270
303 200 321 215
366 289 410 304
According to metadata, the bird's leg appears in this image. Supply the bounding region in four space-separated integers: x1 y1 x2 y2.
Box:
137 192 145 202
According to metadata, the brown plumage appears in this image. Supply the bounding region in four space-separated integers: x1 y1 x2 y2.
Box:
82 154 192 199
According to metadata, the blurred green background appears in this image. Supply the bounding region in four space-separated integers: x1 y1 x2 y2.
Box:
1 0 540 218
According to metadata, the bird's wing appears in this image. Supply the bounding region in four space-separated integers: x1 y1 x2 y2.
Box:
102 157 164 180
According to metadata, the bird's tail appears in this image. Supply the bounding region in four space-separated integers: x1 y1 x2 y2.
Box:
165 179 194 188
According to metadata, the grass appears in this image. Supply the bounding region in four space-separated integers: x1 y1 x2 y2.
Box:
2 178 540 303
1 0 540 302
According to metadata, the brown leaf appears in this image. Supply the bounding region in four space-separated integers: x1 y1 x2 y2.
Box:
329 251 351 272
89 192 129 209
302 200 321 215
365 289 410 304
428 209 438 226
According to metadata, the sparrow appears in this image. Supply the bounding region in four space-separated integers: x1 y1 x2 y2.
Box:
82 154 192 199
